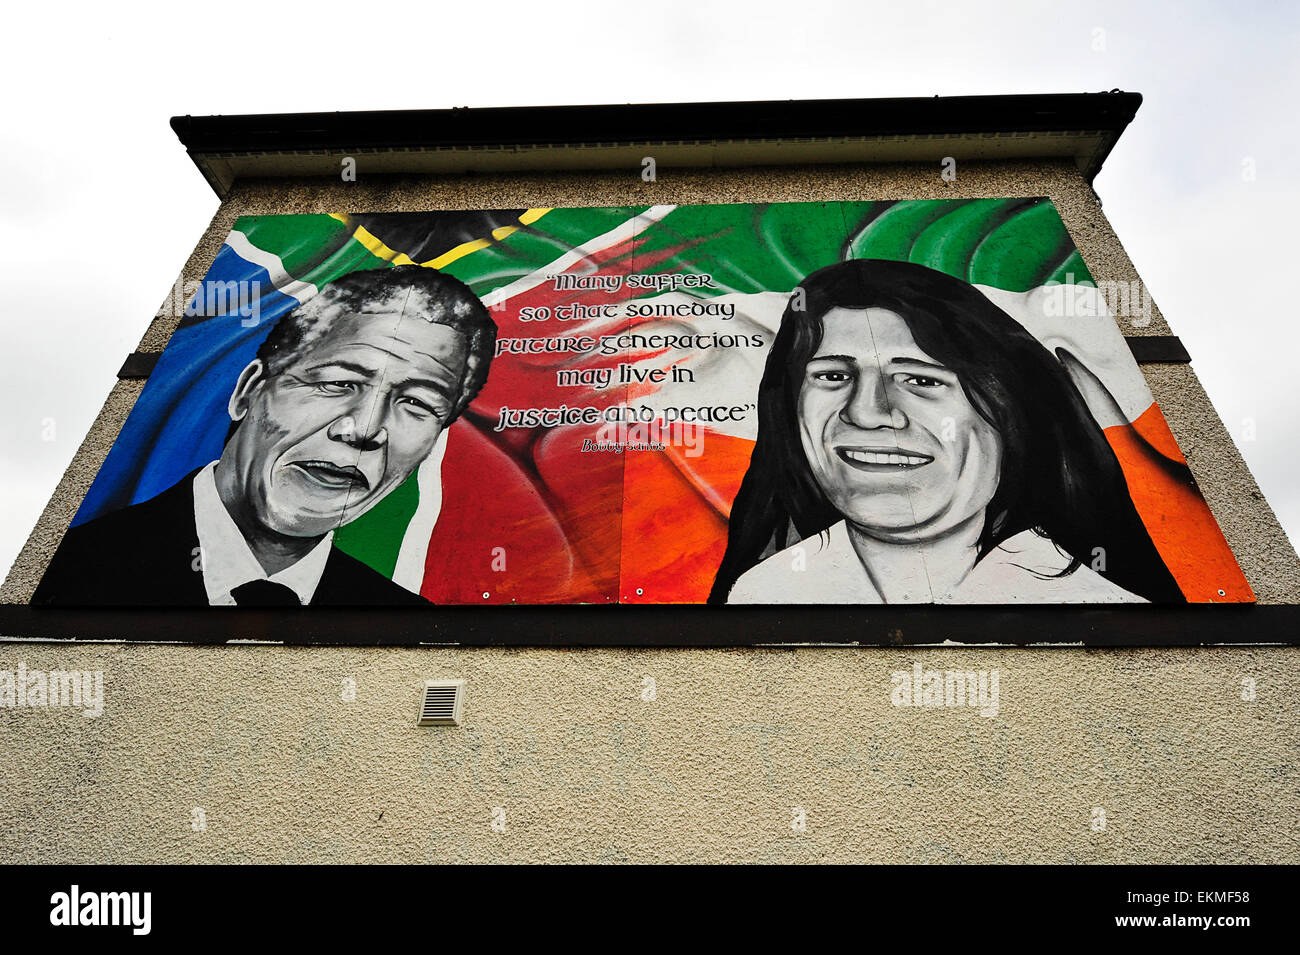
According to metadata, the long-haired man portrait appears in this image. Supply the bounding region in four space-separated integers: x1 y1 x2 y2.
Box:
710 258 1185 605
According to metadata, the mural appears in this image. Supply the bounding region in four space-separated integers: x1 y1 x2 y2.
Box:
32 199 1254 607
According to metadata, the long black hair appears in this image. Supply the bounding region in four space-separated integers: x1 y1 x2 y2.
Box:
708 259 1185 604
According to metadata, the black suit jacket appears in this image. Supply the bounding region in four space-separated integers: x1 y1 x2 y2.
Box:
32 469 429 607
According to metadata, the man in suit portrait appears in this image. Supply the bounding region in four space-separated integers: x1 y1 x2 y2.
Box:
34 265 497 607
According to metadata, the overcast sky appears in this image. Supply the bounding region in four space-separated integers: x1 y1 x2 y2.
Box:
2 0 1296 580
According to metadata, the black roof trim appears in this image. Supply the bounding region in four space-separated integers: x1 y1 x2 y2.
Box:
170 91 1141 193
171 92 1142 153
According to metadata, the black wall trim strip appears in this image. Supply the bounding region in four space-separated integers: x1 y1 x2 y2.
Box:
0 603 1291 647
1125 335 1190 363
117 352 161 379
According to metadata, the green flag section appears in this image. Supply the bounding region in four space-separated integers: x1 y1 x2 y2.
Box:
233 199 1093 314
231 214 394 289
331 471 420 581
628 198 1094 295
438 205 646 297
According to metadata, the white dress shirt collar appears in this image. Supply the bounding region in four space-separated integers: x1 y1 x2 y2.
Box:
192 462 334 606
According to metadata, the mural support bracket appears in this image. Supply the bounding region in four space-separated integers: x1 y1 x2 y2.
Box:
1125 335 1191 363
117 352 162 379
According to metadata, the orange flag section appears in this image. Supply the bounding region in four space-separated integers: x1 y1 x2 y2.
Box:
1104 404 1252 602
621 431 756 603
617 408 1253 605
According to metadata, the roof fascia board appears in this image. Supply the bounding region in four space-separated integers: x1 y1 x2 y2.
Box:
171 92 1142 198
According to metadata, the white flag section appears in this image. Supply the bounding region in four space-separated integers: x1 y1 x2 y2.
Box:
391 428 449 593
979 284 1155 428
224 229 319 304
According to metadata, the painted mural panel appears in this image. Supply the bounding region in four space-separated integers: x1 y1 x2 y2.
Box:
32 199 1254 608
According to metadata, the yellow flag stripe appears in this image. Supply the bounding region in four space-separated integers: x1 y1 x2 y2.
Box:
351 225 418 267
424 238 491 269
342 208 553 270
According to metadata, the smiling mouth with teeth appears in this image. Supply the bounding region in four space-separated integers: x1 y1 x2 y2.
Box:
836 447 934 470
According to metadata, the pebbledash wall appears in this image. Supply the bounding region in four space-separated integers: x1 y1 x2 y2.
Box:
2 158 1298 864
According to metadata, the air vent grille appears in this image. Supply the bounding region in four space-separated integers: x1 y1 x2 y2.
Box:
417 679 465 727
